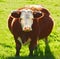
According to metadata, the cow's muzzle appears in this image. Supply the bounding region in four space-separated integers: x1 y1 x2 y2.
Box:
23 26 32 32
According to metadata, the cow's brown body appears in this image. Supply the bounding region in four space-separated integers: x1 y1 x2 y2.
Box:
8 5 54 56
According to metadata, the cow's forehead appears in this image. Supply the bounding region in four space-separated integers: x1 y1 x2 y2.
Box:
20 9 33 18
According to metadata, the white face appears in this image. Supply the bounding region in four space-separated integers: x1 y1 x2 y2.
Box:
20 9 34 31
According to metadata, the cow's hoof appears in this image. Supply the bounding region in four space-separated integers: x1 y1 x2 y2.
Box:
15 54 19 57
29 54 33 56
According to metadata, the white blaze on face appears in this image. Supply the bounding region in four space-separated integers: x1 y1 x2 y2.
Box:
20 9 34 31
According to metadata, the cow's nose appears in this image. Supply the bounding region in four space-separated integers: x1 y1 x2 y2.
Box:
23 27 32 32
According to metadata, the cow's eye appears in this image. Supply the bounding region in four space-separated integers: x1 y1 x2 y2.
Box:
33 11 42 18
11 10 21 18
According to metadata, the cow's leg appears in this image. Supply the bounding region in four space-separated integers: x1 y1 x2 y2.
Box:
29 37 37 56
14 37 21 56
45 37 48 44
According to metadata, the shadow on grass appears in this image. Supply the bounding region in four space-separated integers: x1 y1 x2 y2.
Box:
45 43 55 59
34 43 55 59
6 56 43 59
6 43 55 59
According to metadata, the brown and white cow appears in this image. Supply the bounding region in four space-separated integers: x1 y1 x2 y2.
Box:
8 5 54 56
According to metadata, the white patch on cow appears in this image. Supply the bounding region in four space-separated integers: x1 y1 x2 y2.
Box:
11 18 15 27
24 38 31 45
18 37 31 45
20 9 34 31
20 9 33 19
18 37 23 45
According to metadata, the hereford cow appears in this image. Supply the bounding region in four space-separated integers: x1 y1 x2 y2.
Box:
8 5 54 56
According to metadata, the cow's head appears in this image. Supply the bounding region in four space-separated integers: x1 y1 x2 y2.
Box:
11 9 44 32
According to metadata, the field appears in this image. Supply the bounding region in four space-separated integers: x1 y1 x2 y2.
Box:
0 0 60 59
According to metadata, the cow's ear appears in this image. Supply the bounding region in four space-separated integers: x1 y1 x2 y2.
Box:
33 11 44 19
11 10 21 18
41 8 50 16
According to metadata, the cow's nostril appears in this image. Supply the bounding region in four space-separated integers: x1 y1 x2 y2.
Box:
24 27 30 30
23 27 32 32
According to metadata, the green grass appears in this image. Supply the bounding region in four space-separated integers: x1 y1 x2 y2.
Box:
0 0 60 59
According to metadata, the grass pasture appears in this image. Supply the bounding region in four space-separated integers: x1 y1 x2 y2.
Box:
0 0 60 59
